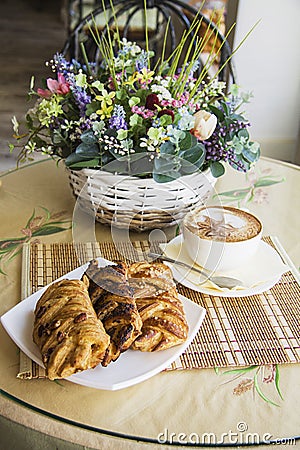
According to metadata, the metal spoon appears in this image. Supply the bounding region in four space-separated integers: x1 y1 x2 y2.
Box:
147 252 244 289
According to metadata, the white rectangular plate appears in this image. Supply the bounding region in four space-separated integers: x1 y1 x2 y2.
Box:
1 258 206 390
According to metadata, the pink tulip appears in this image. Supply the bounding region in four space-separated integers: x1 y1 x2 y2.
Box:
47 73 70 94
37 88 52 98
37 73 70 98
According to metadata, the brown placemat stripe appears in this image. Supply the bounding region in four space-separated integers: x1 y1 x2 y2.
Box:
18 237 300 379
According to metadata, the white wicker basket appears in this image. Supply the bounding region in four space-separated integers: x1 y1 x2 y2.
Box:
67 167 217 231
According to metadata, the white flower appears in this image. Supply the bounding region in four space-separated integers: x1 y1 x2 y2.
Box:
151 84 172 100
177 107 194 130
191 110 217 140
11 116 19 134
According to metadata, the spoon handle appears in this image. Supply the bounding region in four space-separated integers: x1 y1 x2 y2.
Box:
148 252 243 289
148 252 209 277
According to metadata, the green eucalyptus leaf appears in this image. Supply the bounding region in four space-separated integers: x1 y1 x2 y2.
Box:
154 155 180 173
233 143 243 154
242 147 259 163
153 154 182 181
153 171 181 183
179 145 205 173
52 130 65 145
232 113 246 122
99 152 114 166
241 91 253 103
238 128 249 140
209 104 225 121
178 131 194 150
80 130 98 145
65 152 94 165
210 161 225 178
103 153 153 176
248 141 260 154
66 157 100 169
75 143 99 156
103 159 130 173
160 141 175 155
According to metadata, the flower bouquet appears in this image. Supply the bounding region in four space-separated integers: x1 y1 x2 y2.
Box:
11 13 260 229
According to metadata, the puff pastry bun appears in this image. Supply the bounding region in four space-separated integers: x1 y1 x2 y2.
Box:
84 260 142 366
128 262 189 352
33 277 110 380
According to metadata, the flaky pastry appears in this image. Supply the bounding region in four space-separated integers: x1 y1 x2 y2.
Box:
33 277 110 380
84 260 142 366
128 262 189 351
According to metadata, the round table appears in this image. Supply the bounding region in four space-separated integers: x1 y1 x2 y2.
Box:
0 157 299 449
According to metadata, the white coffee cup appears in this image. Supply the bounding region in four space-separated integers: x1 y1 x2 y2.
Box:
182 206 262 272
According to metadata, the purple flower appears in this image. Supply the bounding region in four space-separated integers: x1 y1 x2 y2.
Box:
109 105 128 130
65 73 91 116
74 89 91 116
135 50 148 72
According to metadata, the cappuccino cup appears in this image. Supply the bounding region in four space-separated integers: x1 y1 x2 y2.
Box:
182 206 262 272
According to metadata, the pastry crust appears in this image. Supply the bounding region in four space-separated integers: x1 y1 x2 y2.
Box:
33 277 110 380
84 260 142 366
128 262 189 351
128 261 175 299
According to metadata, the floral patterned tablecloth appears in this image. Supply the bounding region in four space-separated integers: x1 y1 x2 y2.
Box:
0 157 299 448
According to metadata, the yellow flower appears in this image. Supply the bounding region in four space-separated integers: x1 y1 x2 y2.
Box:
124 73 138 87
136 67 154 84
96 103 114 119
95 89 115 105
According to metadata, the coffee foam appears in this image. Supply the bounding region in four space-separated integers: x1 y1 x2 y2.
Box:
184 206 262 242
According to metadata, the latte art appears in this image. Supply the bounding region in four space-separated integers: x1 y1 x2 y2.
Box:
182 206 263 271
184 206 262 242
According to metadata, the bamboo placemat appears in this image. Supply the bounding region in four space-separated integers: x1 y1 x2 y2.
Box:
18 237 300 379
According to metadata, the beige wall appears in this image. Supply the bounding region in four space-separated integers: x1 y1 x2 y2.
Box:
232 0 300 164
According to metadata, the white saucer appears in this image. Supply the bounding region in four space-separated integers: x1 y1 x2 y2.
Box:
160 235 289 298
